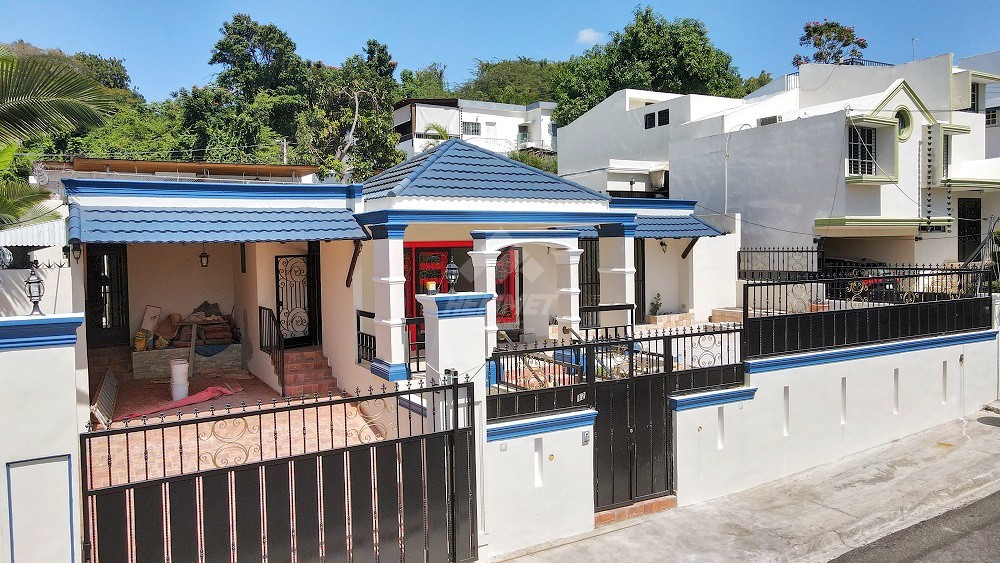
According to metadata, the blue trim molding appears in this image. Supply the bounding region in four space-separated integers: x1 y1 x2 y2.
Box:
371 359 410 381
595 222 638 238
609 198 697 211
471 229 580 240
746 330 1000 374
487 409 598 442
368 223 408 240
64 178 355 199
355 209 638 227
422 293 494 319
0 314 84 350
669 387 758 411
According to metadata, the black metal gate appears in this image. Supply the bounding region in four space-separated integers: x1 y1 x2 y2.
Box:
593 371 672 511
81 380 478 562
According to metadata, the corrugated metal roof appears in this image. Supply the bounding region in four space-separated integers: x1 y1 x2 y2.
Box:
576 215 724 239
68 206 365 243
363 139 610 201
0 219 66 246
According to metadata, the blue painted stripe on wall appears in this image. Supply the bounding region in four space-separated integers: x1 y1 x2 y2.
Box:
746 330 1000 374
669 387 758 411
355 209 638 227
471 229 581 240
486 409 598 441
0 314 84 350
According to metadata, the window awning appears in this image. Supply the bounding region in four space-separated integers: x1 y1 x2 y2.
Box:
68 205 366 243
576 214 723 239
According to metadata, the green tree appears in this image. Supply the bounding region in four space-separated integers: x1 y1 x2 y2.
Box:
792 20 868 67
742 70 773 96
294 41 403 180
72 52 131 90
66 94 190 160
455 58 561 105
209 13 306 99
553 7 749 125
399 63 451 99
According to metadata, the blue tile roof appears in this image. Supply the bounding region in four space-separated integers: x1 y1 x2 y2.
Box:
363 139 610 201
68 205 366 243
576 215 724 239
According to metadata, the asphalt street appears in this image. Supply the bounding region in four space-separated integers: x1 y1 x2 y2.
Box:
832 488 1000 562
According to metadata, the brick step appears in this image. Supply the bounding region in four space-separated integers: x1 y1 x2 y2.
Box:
284 376 340 397
284 367 334 385
284 359 329 371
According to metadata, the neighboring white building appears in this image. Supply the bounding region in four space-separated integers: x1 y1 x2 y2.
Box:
559 55 1000 264
393 98 558 156
957 50 1000 159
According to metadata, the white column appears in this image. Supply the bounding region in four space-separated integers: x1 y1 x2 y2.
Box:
598 225 636 327
469 250 501 352
416 292 494 548
370 225 409 380
552 248 583 340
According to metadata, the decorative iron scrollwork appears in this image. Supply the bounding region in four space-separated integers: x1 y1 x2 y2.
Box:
198 417 261 468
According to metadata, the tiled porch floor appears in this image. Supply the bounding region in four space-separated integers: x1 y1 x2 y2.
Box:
112 369 283 421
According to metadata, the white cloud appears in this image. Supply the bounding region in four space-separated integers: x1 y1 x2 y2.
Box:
576 28 604 46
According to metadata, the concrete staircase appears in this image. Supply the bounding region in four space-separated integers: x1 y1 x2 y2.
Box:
282 346 339 397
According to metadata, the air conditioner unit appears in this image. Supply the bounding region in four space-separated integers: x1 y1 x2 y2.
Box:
756 115 782 127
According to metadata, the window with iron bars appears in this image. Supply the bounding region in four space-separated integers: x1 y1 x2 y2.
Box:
987 108 998 127
943 134 951 178
848 126 877 175
644 113 656 129
462 121 481 136
657 109 670 126
970 83 979 112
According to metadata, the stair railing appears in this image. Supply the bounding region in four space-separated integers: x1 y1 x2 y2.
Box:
258 306 285 395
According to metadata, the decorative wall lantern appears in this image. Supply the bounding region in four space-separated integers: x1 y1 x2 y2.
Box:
72 242 82 263
445 258 459 294
658 239 668 253
24 261 45 315
199 244 209 268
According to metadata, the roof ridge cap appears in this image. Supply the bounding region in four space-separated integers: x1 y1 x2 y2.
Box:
390 139 455 197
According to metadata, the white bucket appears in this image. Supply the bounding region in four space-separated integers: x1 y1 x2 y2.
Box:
169 358 189 385
171 382 189 401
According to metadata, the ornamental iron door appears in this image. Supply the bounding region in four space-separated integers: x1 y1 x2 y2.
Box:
275 254 316 348
958 198 982 262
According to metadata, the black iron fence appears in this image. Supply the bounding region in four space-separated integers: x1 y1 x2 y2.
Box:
81 379 478 562
407 316 427 374
258 305 284 392
580 303 636 335
356 309 376 362
744 269 992 358
486 324 743 421
737 247 825 280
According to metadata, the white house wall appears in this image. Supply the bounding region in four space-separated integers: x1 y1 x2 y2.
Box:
0 265 73 316
675 333 1000 506
671 111 847 247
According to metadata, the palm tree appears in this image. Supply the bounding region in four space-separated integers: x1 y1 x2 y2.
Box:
421 122 452 151
0 45 113 230
0 48 114 146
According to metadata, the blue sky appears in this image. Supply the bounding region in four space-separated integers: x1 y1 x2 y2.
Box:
1 0 997 101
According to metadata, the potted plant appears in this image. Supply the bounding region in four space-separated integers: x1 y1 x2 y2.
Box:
645 293 663 324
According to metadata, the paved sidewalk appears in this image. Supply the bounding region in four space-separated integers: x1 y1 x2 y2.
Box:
508 412 1000 563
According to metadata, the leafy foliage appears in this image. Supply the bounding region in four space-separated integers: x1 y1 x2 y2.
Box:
552 7 755 125
792 20 868 67
72 53 132 90
507 149 558 174
209 13 306 99
0 180 60 227
455 58 561 105
0 55 115 146
399 63 450 99
742 71 773 96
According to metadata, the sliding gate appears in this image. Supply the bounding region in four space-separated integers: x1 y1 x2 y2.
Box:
81 380 477 562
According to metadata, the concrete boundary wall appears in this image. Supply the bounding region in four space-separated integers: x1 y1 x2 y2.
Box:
674 330 1000 506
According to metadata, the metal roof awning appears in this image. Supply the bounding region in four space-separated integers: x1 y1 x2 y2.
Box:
576 215 723 238
0 219 66 247
68 205 366 243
